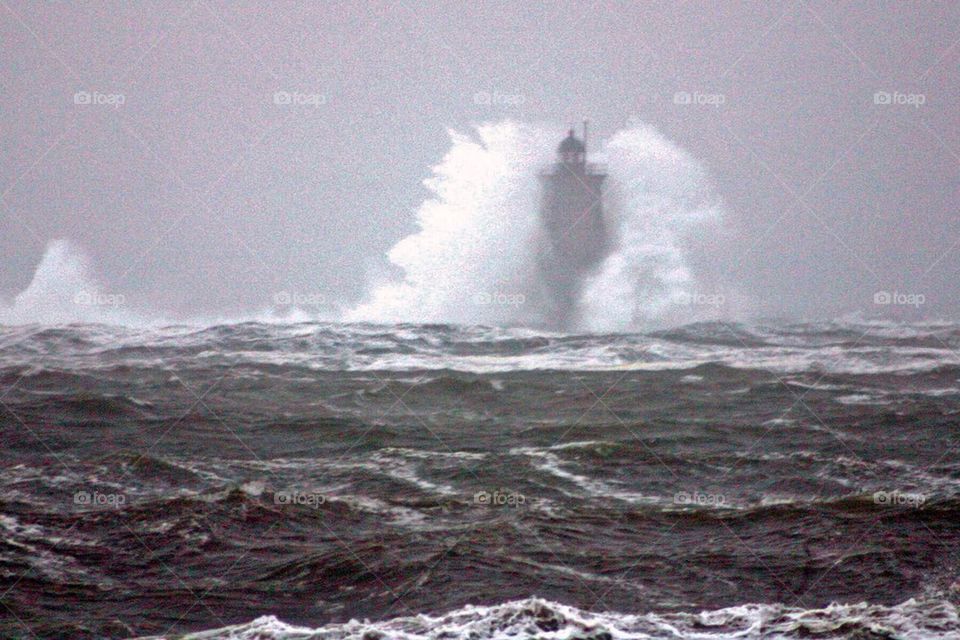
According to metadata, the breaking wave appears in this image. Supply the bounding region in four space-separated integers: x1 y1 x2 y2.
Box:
0 238 139 325
0 239 336 327
348 119 734 331
346 122 554 326
580 122 730 331
4 120 733 332
137 595 960 639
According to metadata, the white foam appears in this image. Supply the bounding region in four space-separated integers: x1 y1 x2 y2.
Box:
134 595 960 639
0 239 345 328
835 394 892 405
918 387 960 397
0 239 142 325
346 122 551 326
511 447 661 505
380 447 487 461
366 451 459 496
347 120 734 330
580 122 732 331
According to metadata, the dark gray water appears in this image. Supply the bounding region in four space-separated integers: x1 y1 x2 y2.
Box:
1 320 959 639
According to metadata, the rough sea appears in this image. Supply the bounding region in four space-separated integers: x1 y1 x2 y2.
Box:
2 319 959 639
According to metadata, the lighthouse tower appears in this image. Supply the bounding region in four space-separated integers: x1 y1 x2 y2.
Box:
538 123 608 325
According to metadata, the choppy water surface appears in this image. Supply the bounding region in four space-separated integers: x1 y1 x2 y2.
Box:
1 320 960 638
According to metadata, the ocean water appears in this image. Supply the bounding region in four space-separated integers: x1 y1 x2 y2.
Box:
1 319 960 638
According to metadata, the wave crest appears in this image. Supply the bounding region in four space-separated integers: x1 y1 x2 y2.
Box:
135 595 960 639
348 120 736 331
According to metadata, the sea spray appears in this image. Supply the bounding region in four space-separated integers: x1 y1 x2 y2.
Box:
349 120 732 330
346 121 554 326
0 239 338 326
580 122 728 331
5 121 733 330
0 238 132 325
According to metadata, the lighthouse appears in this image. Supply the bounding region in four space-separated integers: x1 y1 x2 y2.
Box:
538 123 608 326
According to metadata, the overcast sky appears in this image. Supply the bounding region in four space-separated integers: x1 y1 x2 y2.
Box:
1 1 958 320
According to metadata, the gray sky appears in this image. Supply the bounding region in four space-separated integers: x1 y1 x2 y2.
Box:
1 1 958 321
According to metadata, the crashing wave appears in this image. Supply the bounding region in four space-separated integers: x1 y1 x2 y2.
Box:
347 120 735 331
136 595 960 639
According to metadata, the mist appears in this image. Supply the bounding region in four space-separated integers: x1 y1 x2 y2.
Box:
2 1 958 325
